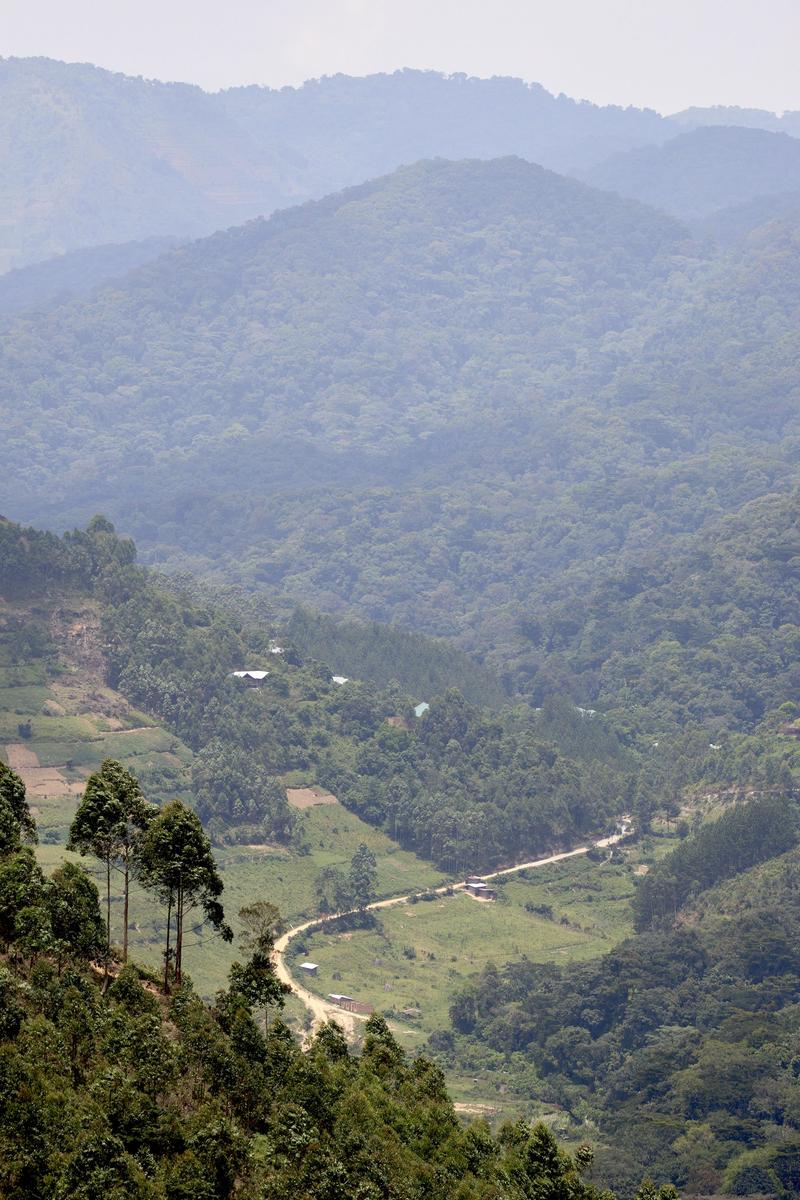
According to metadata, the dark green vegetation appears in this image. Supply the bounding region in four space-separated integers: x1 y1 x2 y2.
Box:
318 690 624 872
632 794 797 928
583 126 800 221
0 516 627 870
443 799 800 1196
0 57 675 270
3 155 800 740
2 770 642 1200
286 607 508 709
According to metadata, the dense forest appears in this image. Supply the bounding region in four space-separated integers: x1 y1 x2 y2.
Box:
8 57 800 275
0 516 628 868
0 236 181 316
3 156 800 736
0 772 647 1200
441 800 800 1196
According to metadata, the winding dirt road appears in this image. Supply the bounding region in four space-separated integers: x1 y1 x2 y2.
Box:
274 827 628 1037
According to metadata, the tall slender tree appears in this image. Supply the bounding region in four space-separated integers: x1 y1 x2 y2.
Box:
138 799 232 990
228 900 288 1030
349 843 378 911
67 759 154 964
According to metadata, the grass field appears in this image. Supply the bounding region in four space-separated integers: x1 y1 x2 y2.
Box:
286 843 678 1122
292 837 679 1042
33 794 448 998
0 596 193 848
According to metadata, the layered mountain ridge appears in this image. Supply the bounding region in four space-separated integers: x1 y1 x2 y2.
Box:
3 154 800 727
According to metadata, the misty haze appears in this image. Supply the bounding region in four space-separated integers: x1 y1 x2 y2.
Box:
1 9 799 1200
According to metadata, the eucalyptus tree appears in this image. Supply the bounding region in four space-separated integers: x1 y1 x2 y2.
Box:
67 759 154 963
228 900 287 1030
348 843 378 911
138 799 232 991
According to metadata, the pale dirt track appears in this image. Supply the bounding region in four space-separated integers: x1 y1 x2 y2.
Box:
274 826 628 1038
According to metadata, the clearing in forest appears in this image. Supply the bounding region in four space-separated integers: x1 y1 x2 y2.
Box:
287 786 338 809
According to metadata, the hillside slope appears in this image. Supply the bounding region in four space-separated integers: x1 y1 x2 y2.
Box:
0 236 181 316
4 159 800 725
0 156 683 509
0 57 303 272
584 125 800 220
0 783 617 1200
0 581 192 843
1 517 629 876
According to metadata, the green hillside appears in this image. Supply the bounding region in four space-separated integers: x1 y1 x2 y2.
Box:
0 517 632 938
1 785 628 1200
0 57 300 272
0 236 181 316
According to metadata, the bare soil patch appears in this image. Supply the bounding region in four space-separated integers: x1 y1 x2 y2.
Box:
5 743 86 797
6 743 40 770
287 786 338 810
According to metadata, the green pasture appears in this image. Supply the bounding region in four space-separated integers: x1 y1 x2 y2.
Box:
0 683 52 713
34 798 446 998
294 850 656 1040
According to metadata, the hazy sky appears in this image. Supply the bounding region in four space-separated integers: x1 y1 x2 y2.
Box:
3 0 799 114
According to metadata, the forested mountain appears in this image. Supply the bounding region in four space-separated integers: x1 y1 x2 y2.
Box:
443 798 800 1196
0 58 302 273
218 67 671 183
0 236 181 316
0 156 682 652
0 57 674 271
671 104 800 135
583 126 800 220
513 489 800 728
696 189 800 245
3 156 800 732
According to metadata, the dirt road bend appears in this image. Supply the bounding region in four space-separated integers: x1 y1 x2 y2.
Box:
274 826 629 1037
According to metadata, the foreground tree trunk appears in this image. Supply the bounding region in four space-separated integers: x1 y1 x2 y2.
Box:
123 858 129 963
163 890 173 994
175 883 184 985
105 856 111 980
